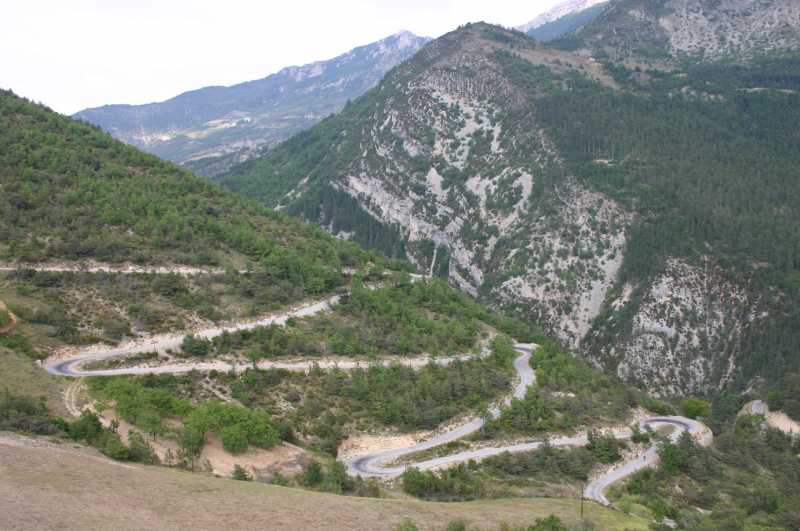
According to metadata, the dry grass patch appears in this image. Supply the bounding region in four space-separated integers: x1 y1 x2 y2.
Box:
0 434 648 530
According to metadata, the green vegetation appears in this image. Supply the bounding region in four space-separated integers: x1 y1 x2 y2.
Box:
186 401 280 453
504 55 800 388
0 307 11 328
0 89 380 290
484 443 597 485
402 463 486 501
176 277 533 361
483 341 670 438
87 376 283 457
213 337 517 454
3 268 346 348
299 460 381 497
84 336 516 456
0 388 159 464
681 397 710 420
766 373 800 420
399 424 640 504
0 347 65 413
0 389 59 435
611 415 800 530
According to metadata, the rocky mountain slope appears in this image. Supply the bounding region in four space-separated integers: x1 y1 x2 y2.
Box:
219 5 800 397
518 0 609 33
559 0 800 64
74 32 429 176
220 24 626 346
518 0 609 42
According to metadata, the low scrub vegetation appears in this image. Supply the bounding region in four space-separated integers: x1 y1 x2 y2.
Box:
482 341 671 438
611 414 800 529
179 277 534 360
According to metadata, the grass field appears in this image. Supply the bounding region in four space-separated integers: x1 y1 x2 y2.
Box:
0 434 648 531
0 347 67 416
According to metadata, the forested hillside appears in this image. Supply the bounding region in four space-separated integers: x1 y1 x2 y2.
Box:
0 89 377 279
217 8 800 398
0 89 405 355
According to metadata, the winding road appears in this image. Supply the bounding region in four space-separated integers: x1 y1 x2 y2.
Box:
342 344 712 507
6 262 713 506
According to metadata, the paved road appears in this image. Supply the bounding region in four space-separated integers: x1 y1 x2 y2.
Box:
45 295 342 376
343 344 712 507
44 289 486 378
20 262 713 506
583 416 712 505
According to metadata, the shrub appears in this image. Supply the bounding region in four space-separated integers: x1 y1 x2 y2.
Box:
220 424 249 454
301 461 323 486
232 464 253 481
681 397 710 419
101 432 130 460
586 429 624 464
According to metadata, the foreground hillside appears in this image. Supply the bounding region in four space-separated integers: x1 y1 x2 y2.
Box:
0 434 646 530
219 12 800 396
74 32 429 176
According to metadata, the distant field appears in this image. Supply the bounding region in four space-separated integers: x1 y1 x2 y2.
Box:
0 434 648 531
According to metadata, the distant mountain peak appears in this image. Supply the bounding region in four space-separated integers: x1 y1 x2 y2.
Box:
73 31 430 176
517 0 608 32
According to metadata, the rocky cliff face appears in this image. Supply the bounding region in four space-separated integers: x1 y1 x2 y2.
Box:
221 9 800 395
226 24 632 350
74 31 429 175
518 0 610 41
568 0 800 64
585 258 765 395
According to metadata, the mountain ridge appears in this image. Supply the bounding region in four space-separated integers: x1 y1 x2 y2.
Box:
219 14 800 396
74 31 429 176
517 0 608 33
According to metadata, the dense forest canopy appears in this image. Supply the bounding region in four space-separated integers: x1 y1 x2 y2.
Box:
502 55 800 387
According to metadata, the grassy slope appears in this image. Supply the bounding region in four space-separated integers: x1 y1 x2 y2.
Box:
0 437 647 531
0 348 66 416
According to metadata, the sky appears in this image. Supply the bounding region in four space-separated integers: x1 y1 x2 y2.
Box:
0 0 563 115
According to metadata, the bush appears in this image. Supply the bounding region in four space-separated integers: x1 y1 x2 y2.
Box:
530 515 567 531
220 424 249 454
68 410 104 443
681 397 710 419
301 461 323 486
181 334 211 357
0 390 60 435
232 464 252 481
127 430 159 464
401 464 484 500
101 432 130 460
586 429 624 464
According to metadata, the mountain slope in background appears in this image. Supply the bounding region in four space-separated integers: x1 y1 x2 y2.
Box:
74 31 429 176
557 0 800 64
219 9 800 397
517 0 609 34
524 2 609 43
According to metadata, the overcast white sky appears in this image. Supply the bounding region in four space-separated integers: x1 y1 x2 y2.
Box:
0 0 563 115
